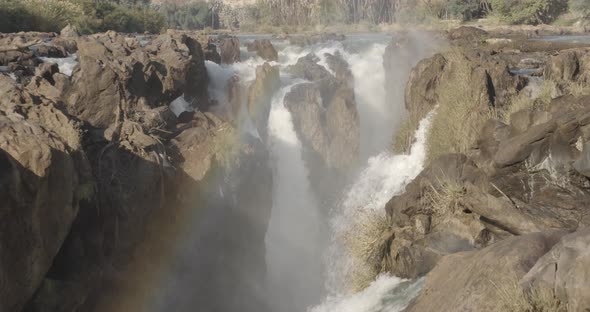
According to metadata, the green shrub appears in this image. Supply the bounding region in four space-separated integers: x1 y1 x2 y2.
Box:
570 0 590 18
0 0 165 34
491 0 568 25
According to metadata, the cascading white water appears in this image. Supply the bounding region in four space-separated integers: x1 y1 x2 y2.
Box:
40 54 78 76
312 110 435 312
266 80 324 312
205 35 438 311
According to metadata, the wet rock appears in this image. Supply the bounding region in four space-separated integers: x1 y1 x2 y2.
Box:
406 231 567 312
286 53 331 81
31 44 67 58
247 63 280 141
219 37 241 64
284 81 360 170
246 39 278 62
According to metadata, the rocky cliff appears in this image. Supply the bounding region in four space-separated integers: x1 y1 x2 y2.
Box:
0 29 273 312
380 27 590 311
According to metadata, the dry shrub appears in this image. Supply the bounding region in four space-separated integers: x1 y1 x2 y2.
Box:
496 278 566 312
342 208 391 292
426 50 491 162
500 79 559 124
567 79 590 97
425 177 465 216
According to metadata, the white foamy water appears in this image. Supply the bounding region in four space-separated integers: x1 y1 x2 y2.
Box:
266 80 324 312
40 54 78 76
312 110 435 312
310 275 425 312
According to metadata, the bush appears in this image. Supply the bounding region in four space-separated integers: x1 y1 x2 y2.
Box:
570 0 590 18
0 0 165 34
491 0 568 25
342 208 391 292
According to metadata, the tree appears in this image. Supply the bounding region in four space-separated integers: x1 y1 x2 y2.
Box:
491 0 568 24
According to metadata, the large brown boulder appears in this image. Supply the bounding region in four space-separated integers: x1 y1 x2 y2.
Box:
0 76 90 312
66 31 209 129
247 39 278 62
544 48 590 83
406 231 567 312
522 227 590 312
219 37 241 64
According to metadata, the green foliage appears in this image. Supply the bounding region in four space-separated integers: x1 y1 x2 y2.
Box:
570 0 590 18
491 0 568 25
448 0 483 21
160 2 212 30
0 0 165 34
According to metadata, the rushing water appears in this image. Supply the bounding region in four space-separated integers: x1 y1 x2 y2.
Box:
40 54 78 76
203 34 438 311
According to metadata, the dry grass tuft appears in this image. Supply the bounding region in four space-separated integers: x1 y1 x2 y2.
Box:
342 209 391 292
567 79 590 97
425 177 465 216
426 50 492 162
496 278 566 312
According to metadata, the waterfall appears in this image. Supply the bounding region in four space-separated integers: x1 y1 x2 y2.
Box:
312 110 435 312
266 80 324 312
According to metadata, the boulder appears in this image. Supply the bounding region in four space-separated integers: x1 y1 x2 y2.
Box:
522 227 590 312
286 53 331 81
219 37 241 64
544 48 590 83
284 81 359 170
246 39 278 62
66 31 208 129
406 231 567 312
0 78 90 312
448 26 488 42
60 24 80 38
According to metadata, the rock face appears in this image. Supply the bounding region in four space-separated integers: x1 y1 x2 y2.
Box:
544 48 590 84
219 37 241 64
285 52 360 172
0 30 275 312
247 39 278 61
406 231 567 312
247 62 280 141
0 76 91 312
522 227 590 312
404 49 523 118
66 31 209 128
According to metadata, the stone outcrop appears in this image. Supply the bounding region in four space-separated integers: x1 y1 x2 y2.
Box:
522 227 590 312
219 37 241 64
247 62 280 141
0 76 91 312
246 39 278 61
0 30 274 312
66 31 209 128
404 49 523 118
406 231 567 312
285 52 360 173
